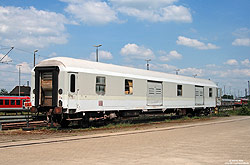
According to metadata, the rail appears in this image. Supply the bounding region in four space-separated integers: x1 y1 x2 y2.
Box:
0 110 32 131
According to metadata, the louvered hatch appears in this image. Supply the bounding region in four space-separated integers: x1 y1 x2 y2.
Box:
195 86 204 105
147 81 163 106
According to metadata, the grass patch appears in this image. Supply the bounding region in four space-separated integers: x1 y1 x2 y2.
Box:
212 111 230 117
102 123 133 129
180 116 191 120
192 116 201 119
164 115 209 123
164 119 171 122
216 106 250 116
237 106 250 115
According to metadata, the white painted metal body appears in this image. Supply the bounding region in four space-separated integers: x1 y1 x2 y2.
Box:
31 57 217 113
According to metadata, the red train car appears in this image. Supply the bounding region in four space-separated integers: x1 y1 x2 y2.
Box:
234 98 249 106
0 96 31 110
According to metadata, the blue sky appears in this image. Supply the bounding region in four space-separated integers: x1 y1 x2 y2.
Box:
0 0 249 97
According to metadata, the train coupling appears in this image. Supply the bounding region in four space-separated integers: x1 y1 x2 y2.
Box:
54 107 62 114
31 106 37 113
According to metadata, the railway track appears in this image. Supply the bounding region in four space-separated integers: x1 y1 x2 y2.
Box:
79 113 183 129
2 121 48 130
0 110 48 130
1 111 178 130
0 106 239 131
0 112 183 130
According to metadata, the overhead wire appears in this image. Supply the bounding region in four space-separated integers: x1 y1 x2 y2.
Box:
0 47 14 62
0 81 20 84
0 61 22 66
0 79 20 83
15 47 51 58
0 45 52 67
0 69 31 75
0 44 12 48
0 45 38 90
0 84 19 87
0 48 11 50
0 45 52 62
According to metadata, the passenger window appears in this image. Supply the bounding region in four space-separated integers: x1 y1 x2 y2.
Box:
16 100 21 105
0 99 3 105
96 76 106 95
177 85 182 96
11 100 15 105
209 88 212 97
125 79 133 95
5 100 9 105
70 74 75 93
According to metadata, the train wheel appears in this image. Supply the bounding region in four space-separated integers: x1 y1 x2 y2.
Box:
60 118 70 128
187 113 193 118
80 119 90 128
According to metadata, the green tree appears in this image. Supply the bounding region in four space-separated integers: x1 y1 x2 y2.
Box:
0 88 9 95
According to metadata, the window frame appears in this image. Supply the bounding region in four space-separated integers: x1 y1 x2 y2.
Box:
209 88 213 97
70 74 76 93
177 85 182 96
96 76 106 95
5 100 9 105
11 100 15 105
125 79 133 95
0 99 3 105
16 100 21 105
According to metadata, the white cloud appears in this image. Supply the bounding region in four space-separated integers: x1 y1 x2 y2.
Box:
232 69 250 77
176 36 219 50
179 67 204 77
0 63 12 70
110 0 177 9
16 62 31 73
0 60 32 91
154 63 176 71
159 50 182 61
205 64 217 68
241 59 250 67
90 50 113 60
232 28 250 38
232 38 250 46
61 0 192 24
232 28 250 47
0 54 12 63
150 64 204 77
0 6 70 48
111 0 191 23
147 63 177 74
217 69 250 78
224 59 238 66
121 60 249 96
62 0 119 25
120 43 155 60
48 52 57 57
117 5 192 23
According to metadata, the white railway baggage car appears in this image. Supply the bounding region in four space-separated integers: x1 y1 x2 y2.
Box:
30 57 217 126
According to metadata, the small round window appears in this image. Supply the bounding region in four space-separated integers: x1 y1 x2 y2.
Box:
59 89 63 94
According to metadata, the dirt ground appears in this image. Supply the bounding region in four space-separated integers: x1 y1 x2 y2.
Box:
0 116 229 143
